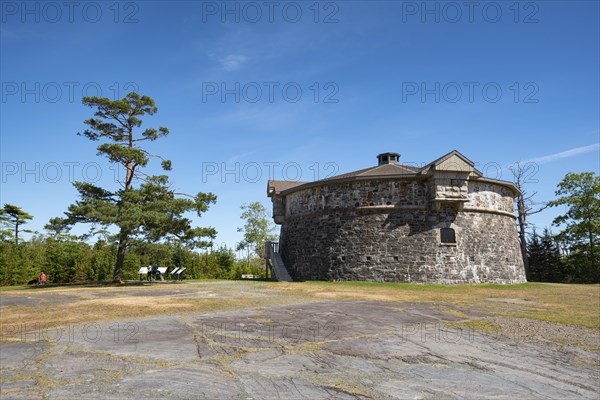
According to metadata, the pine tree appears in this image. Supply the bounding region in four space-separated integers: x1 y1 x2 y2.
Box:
527 230 543 281
549 172 599 283
0 204 33 245
527 228 564 282
48 93 216 283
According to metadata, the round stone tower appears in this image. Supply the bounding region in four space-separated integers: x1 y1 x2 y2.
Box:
267 150 526 284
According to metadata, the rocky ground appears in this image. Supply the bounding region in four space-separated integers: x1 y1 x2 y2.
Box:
0 282 598 399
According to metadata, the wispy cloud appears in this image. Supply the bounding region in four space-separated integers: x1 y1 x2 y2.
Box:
226 151 256 163
218 54 248 71
522 143 599 165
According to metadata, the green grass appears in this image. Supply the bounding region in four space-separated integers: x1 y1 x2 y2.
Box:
303 281 552 291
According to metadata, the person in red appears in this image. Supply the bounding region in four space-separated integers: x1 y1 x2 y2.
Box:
39 272 46 285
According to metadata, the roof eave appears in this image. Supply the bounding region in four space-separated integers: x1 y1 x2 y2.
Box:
279 173 422 195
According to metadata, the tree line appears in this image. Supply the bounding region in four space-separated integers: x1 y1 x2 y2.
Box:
0 233 267 286
523 172 599 283
1 93 276 285
0 93 598 285
0 200 275 286
0 199 275 286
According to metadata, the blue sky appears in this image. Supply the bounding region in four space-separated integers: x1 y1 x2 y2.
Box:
1 0 598 252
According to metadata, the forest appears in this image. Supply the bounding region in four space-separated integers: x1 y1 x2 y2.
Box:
0 233 265 285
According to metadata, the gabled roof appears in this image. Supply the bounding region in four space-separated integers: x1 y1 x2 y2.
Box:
419 150 482 176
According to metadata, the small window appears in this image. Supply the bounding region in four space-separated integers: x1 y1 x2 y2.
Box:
440 228 456 244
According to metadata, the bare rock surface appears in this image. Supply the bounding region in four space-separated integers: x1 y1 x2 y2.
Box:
1 287 598 399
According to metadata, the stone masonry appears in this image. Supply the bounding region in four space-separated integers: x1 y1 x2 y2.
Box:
267 151 526 284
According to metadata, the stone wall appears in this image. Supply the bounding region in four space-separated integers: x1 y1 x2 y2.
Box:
430 171 470 201
284 178 515 216
467 181 515 213
278 178 525 284
285 179 430 217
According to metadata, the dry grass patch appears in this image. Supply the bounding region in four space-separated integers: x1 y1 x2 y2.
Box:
0 294 312 339
1 281 597 336
270 282 600 329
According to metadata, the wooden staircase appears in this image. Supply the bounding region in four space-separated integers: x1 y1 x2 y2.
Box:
265 242 293 282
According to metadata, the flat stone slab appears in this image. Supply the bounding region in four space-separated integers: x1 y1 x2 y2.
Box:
0 293 81 308
0 341 50 370
1 297 598 399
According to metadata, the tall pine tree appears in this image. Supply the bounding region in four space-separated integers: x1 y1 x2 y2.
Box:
0 204 33 245
49 93 216 283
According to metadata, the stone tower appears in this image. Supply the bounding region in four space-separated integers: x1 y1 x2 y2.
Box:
267 150 526 284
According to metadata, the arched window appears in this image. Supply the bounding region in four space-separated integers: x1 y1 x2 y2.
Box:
440 228 456 244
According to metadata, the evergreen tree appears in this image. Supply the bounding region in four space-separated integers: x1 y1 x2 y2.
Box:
215 246 236 278
0 204 33 244
527 230 543 282
48 93 217 282
549 172 599 282
527 228 564 282
91 240 115 281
